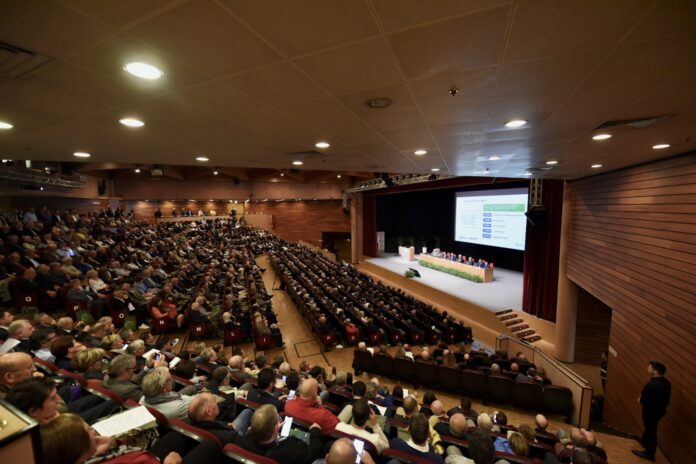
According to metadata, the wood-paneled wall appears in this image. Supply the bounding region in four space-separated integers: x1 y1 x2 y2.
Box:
247 200 350 247
573 288 612 365
566 153 696 464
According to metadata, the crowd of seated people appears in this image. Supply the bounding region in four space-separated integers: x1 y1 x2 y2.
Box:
1 296 605 463
264 241 473 349
430 249 493 269
0 207 282 349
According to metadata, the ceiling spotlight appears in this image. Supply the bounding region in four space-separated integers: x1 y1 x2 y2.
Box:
196 156 209 162
414 149 427 156
488 155 501 161
504 119 527 128
73 152 91 158
134 168 141 173
315 141 330 149
0 121 13 129
292 160 304 166
280 173 285 177
591 164 603 169
652 143 670 150
213 170 219 175
546 160 558 165
119 118 144 127
592 133 612 141
337 174 342 179
123 62 163 80
431 168 441 172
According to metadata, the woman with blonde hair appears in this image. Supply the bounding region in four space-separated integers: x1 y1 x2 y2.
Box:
72 347 106 380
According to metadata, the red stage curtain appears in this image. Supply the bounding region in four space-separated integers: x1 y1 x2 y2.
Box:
362 195 378 257
522 180 564 322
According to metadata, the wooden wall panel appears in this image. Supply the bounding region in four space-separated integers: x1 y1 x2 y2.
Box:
567 153 696 464
247 200 350 248
573 288 611 365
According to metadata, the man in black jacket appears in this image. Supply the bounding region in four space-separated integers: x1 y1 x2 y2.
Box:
247 368 285 411
188 393 252 443
234 404 324 464
633 361 671 461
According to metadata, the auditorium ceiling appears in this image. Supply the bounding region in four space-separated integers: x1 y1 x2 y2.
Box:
0 0 695 180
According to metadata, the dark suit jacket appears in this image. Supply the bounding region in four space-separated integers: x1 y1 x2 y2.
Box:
190 420 238 444
247 388 284 412
234 427 323 464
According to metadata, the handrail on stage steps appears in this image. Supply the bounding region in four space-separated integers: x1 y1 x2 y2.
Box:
496 334 593 428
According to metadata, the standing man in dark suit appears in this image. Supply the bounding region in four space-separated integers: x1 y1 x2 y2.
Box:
633 361 671 461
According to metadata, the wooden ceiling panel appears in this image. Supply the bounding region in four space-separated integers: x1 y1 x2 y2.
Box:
504 0 653 63
222 0 379 57
388 6 510 80
224 62 327 108
371 0 511 33
0 0 111 57
293 38 403 95
124 0 282 78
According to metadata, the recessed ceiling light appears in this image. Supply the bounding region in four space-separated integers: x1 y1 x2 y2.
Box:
591 164 603 169
337 174 342 178
123 62 163 80
73 152 91 158
209 199 214 202
652 143 670 150
414 149 427 156
134 168 141 173
213 170 219 175
0 121 13 129
196 156 209 162
546 160 558 165
315 141 330 149
119 117 144 127
431 168 440 172
280 173 285 177
292 160 304 166
488 155 501 161
504 119 527 128
592 133 612 141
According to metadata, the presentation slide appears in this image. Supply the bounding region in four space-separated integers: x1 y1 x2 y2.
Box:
454 188 528 250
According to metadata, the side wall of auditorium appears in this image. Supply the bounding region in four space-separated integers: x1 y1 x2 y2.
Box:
566 153 696 464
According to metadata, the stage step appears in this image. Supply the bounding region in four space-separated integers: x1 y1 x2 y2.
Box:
523 335 542 343
499 313 518 322
516 329 535 338
504 318 523 327
495 309 514 316
510 324 529 332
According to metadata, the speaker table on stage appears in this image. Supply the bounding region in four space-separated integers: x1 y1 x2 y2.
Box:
398 246 416 262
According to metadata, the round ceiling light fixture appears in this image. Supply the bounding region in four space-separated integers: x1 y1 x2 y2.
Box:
414 149 427 156
488 155 501 161
431 168 440 172
365 97 393 109
123 62 163 80
592 133 612 141
504 119 527 128
652 143 670 150
119 117 145 127
196 156 209 162
134 168 141 173
73 152 91 158
292 160 304 166
315 141 330 149
546 160 558 165
0 121 14 129
591 164 603 169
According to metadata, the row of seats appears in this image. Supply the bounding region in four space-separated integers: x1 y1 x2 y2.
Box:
353 351 573 421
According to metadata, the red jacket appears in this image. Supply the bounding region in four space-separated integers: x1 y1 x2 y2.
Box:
283 396 339 433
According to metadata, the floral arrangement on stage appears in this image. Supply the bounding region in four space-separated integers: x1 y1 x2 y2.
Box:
417 259 484 283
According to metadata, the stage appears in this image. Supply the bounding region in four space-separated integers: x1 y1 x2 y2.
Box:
365 254 523 313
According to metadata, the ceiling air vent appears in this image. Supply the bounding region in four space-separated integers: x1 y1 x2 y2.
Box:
0 41 53 78
594 115 669 130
